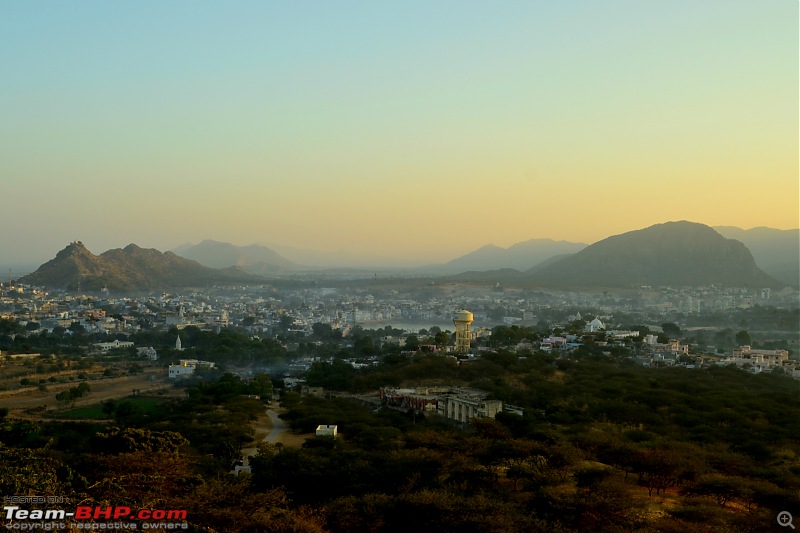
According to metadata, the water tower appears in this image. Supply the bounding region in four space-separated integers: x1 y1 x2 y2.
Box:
453 310 474 353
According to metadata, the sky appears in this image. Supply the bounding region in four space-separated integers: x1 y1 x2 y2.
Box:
1 1 797 268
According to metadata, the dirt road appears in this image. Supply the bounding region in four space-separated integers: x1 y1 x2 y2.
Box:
240 406 311 465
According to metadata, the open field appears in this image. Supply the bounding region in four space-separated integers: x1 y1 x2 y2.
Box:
0 367 175 416
53 396 170 419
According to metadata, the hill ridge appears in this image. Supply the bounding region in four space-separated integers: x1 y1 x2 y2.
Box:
20 241 263 291
523 221 782 288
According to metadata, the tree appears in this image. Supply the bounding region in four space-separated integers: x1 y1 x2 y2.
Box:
734 330 751 347
405 335 420 351
306 360 355 391
101 400 116 417
682 474 749 507
91 427 188 455
713 329 735 351
0 444 85 497
354 336 375 356
434 331 450 348
662 322 681 338
505 455 548 492
246 372 274 400
55 382 91 405
113 401 141 426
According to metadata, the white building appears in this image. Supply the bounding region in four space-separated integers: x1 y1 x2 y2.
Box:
93 339 134 352
316 424 338 437
168 359 215 378
136 346 158 361
585 318 605 332
168 365 195 378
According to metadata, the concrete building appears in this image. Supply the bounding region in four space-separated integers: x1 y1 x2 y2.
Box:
93 339 134 352
168 359 215 378
381 386 503 423
301 385 325 398
168 365 195 378
316 424 337 437
729 345 789 370
438 389 503 423
453 310 474 354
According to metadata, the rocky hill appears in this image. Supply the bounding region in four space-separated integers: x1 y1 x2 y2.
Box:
714 226 799 287
523 221 783 288
20 242 263 291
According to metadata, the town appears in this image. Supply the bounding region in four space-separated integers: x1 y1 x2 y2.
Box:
1 277 796 407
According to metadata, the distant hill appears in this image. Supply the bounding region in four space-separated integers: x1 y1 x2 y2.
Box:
449 268 523 283
714 226 799 287
175 240 297 275
20 242 262 291
525 253 575 274
421 238 586 274
524 221 783 288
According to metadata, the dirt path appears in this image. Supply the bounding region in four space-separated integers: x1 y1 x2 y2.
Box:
265 409 284 443
240 406 311 465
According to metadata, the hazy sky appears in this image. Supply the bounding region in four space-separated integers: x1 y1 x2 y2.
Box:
2 1 797 266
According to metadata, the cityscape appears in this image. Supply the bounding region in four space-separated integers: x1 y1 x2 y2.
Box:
1 1 798 532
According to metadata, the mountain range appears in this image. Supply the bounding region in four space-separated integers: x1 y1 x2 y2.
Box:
17 222 796 291
19 242 261 291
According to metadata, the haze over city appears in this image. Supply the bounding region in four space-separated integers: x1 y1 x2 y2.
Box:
2 1 797 268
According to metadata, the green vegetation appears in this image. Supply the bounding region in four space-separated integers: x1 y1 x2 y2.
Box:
54 382 90 404
55 396 167 420
1 320 798 531
261 358 800 531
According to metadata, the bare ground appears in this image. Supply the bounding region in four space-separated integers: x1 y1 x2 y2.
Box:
0 367 174 417
240 405 311 464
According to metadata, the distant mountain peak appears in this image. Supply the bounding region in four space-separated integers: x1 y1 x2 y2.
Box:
20 242 262 291
431 237 586 274
525 221 783 288
56 240 91 258
175 240 297 274
714 225 800 287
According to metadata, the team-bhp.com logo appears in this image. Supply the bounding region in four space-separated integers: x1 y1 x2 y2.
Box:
4 505 188 530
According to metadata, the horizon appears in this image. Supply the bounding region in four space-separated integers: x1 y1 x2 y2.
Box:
4 220 799 273
2 2 797 266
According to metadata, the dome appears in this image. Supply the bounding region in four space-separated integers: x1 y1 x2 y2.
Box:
585 318 605 332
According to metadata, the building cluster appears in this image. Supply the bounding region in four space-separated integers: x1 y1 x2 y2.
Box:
1 277 797 382
725 345 794 374
380 386 506 423
1 276 795 343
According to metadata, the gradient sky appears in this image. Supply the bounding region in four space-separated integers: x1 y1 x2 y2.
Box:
1 1 797 267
